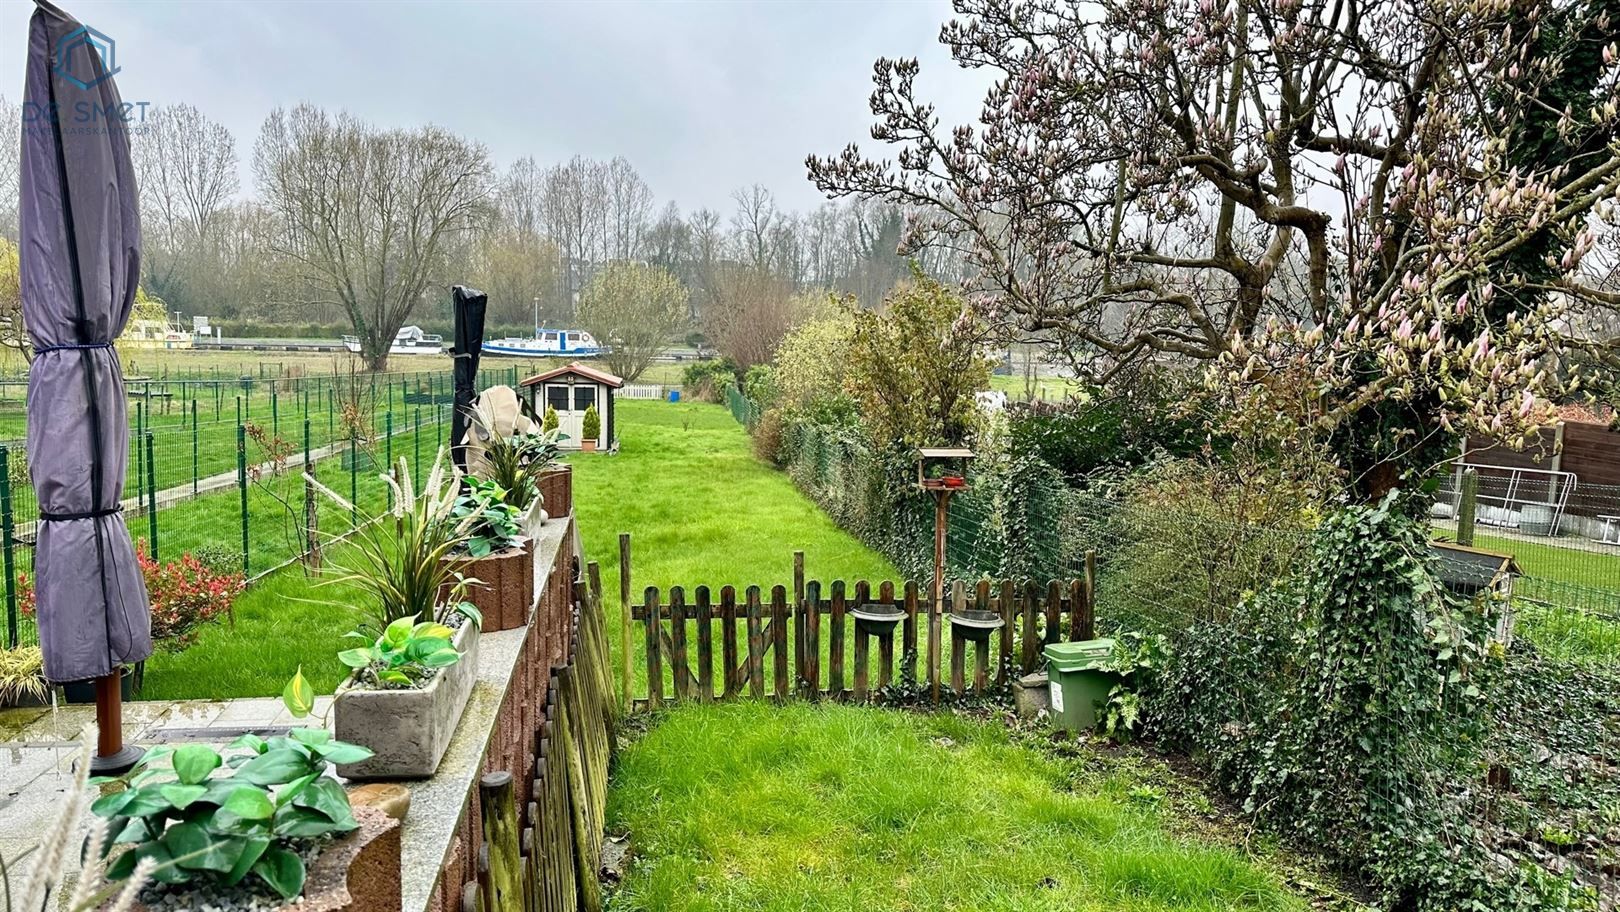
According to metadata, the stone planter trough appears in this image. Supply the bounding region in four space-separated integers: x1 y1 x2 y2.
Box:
333 619 480 779
104 805 401 912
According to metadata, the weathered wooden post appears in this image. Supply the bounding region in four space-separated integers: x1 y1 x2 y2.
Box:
1458 468 1479 547
619 533 632 713
479 771 526 912
917 447 973 703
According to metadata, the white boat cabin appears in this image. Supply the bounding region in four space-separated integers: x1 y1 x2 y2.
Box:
518 362 623 451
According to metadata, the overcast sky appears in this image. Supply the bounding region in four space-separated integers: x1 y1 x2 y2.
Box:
2 0 991 214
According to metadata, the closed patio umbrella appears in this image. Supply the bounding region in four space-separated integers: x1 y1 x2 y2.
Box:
20 0 151 772
450 285 488 472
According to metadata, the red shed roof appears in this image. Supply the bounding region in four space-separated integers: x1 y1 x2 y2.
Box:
518 362 624 389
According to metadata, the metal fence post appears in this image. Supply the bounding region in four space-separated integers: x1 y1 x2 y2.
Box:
191 398 199 495
0 447 16 649
349 432 358 526
145 432 158 560
272 390 279 439
384 411 394 509
237 423 249 575
134 400 144 503
328 388 335 443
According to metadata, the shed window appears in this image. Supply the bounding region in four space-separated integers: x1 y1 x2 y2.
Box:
573 384 597 411
546 386 569 413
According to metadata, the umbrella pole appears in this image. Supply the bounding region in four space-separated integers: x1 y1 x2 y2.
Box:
91 670 140 774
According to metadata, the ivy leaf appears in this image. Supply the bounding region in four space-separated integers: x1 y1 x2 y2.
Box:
171 744 222 786
234 749 313 786
252 845 307 900
222 787 275 821
282 666 316 718
159 783 209 811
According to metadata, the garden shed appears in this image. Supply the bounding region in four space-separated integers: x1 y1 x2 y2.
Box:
519 362 621 451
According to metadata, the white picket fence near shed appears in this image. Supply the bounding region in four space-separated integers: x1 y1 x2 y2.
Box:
621 383 670 400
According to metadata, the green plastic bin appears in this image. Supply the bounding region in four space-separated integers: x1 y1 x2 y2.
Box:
1043 639 1118 731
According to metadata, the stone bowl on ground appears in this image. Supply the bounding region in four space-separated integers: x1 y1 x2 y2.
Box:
333 617 480 780
102 805 401 912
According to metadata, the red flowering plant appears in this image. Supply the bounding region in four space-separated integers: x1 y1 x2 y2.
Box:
135 544 245 650
16 571 35 618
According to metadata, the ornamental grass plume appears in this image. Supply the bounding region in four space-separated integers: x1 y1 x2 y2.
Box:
305 447 478 630
6 730 155 912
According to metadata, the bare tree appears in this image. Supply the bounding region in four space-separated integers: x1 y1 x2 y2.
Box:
687 207 724 319
729 184 777 271
605 156 653 261
706 264 804 370
254 105 492 370
0 97 19 243
131 103 240 311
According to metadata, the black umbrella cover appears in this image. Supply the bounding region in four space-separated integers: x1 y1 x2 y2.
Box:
449 285 488 472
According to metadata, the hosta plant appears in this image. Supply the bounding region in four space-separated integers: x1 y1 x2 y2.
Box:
449 477 526 558
92 731 373 901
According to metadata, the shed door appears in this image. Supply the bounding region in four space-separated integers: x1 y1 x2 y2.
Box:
545 382 597 442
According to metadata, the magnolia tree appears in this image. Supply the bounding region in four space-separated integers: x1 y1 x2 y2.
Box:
810 0 1619 498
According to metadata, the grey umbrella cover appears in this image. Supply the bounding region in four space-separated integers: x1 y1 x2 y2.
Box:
20 3 152 682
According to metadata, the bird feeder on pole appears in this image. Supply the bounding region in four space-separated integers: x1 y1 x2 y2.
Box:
917 447 973 702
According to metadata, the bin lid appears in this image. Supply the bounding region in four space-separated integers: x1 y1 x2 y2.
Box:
1044 638 1115 672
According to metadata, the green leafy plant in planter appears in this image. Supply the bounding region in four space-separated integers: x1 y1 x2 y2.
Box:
450 477 526 558
306 448 478 630
337 606 481 689
91 731 374 902
465 404 566 513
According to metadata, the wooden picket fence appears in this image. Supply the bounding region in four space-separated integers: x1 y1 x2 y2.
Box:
623 546 1097 707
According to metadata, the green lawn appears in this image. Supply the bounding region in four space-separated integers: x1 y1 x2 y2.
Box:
569 399 898 597
609 701 1305 912
1462 530 1620 592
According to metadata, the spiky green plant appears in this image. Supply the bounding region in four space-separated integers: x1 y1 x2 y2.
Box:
305 448 478 631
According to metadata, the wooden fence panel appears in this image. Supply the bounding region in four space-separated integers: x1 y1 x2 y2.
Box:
696 586 714 703
629 575 1090 707
746 586 765 699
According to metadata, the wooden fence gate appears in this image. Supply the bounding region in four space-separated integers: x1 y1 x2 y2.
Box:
622 541 1097 707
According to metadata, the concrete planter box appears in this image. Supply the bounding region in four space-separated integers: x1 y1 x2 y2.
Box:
107 805 401 912
443 540 534 633
333 620 480 780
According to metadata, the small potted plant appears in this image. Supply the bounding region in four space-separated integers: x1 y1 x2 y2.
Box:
580 402 600 452
89 732 400 911
442 476 534 631
542 404 560 434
